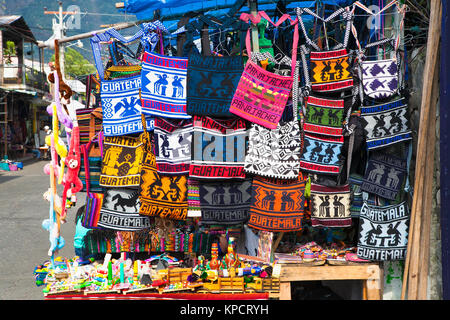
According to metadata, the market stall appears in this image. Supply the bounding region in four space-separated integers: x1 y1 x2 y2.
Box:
33 0 425 300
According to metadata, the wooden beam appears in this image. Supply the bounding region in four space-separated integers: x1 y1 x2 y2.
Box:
401 0 442 300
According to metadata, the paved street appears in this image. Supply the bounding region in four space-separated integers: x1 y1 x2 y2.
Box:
0 160 79 300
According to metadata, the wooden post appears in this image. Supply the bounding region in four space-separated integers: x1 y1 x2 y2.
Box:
401 0 442 300
440 0 450 301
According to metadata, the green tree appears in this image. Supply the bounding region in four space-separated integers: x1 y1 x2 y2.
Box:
50 47 96 79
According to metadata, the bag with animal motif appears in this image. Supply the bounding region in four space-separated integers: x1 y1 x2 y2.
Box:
99 135 144 188
248 176 306 232
184 14 245 117
357 201 409 261
138 118 188 220
309 183 351 227
97 188 151 231
199 179 252 226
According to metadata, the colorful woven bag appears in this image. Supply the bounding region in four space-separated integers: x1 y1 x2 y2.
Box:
303 95 345 137
153 117 192 175
101 75 154 136
310 183 352 227
139 118 188 221
300 132 343 175
99 135 145 188
357 201 409 261
140 49 190 118
248 177 306 232
190 116 248 180
80 133 104 193
97 188 151 231
76 107 102 156
199 179 252 226
360 97 412 150
229 11 299 129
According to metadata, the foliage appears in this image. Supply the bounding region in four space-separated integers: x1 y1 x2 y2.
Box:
50 47 96 79
4 41 17 64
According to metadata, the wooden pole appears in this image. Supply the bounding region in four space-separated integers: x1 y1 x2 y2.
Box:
401 0 442 300
417 49 440 300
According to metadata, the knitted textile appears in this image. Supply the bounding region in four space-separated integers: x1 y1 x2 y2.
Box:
100 135 144 188
101 75 154 136
80 155 103 193
361 152 407 200
361 58 399 100
199 179 252 226
248 177 306 232
82 192 104 229
153 117 192 175
310 183 351 227
97 188 151 231
76 107 102 146
348 174 364 218
300 132 343 175
309 49 353 92
186 53 243 117
244 120 301 179
190 116 247 179
139 147 188 220
361 97 412 150
357 201 409 261
304 95 344 136
141 50 190 118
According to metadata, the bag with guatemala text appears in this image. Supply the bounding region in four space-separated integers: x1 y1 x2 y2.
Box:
139 133 188 220
357 201 409 261
248 177 306 232
199 179 252 226
100 75 154 136
153 117 192 175
140 47 190 119
100 135 145 188
97 188 151 231
310 183 351 227
190 116 247 180
229 11 299 129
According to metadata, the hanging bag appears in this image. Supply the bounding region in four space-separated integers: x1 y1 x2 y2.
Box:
79 131 104 193
81 136 104 229
184 15 246 117
229 11 299 129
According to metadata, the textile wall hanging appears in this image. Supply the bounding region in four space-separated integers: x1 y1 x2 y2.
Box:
190 116 247 180
199 179 252 225
82 192 103 229
244 119 301 179
296 6 354 93
303 95 344 136
101 75 154 136
153 117 192 175
186 53 243 117
310 183 351 227
360 152 407 200
357 201 409 261
360 98 412 150
247 177 306 232
348 174 364 218
139 146 188 220
300 132 343 175
100 135 144 188
229 11 298 129
141 50 190 118
97 188 151 231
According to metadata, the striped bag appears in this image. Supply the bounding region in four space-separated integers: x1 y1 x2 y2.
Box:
76 107 102 156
